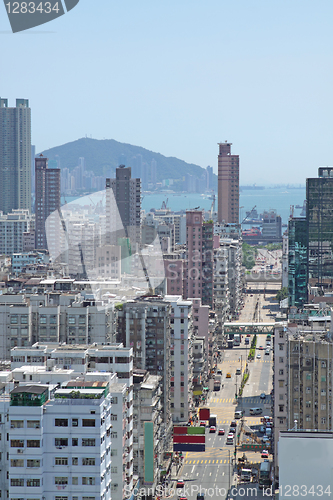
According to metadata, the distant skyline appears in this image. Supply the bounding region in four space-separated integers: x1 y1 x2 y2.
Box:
1 0 333 184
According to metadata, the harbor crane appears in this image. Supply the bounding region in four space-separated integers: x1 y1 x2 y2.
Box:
241 205 257 225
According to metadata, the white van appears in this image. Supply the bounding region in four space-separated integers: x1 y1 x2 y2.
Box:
234 410 244 419
249 407 262 415
226 434 234 444
240 469 252 482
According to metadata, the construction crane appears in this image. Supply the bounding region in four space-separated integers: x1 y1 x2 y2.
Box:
78 243 88 280
241 205 257 224
161 198 169 210
138 248 154 295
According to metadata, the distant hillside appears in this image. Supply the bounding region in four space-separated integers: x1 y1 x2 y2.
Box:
39 137 215 185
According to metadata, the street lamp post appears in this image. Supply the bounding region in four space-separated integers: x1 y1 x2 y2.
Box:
234 436 237 469
228 449 231 493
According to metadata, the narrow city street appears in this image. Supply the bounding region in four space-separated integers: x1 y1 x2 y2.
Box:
170 283 276 500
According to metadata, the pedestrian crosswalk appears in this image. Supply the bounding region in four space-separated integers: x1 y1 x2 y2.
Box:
224 359 271 363
209 398 234 403
184 458 257 465
184 459 231 464
209 397 270 404
213 419 261 425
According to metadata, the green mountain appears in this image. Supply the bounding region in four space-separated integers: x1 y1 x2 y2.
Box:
39 137 215 185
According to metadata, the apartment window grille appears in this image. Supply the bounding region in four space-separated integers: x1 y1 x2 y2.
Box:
55 438 68 447
27 459 40 467
55 477 68 485
82 458 95 466
82 477 95 485
82 438 95 446
82 419 95 427
55 418 68 427
55 457 68 465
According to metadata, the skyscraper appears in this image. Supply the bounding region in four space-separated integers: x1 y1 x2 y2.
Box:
35 155 61 250
106 165 141 246
0 98 31 214
288 217 307 307
307 167 333 296
206 165 213 190
151 158 157 186
217 142 239 224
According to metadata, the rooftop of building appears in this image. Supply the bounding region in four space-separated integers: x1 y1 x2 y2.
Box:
64 380 108 389
11 384 48 395
12 366 74 375
54 388 105 399
109 382 127 392
286 327 332 344
280 430 333 439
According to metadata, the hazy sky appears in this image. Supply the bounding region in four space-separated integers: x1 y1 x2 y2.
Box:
1 0 332 184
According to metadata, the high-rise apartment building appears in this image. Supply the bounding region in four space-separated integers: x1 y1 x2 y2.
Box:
0 98 31 214
165 295 194 423
262 209 282 239
8 382 113 499
217 142 239 224
133 371 163 489
106 165 141 247
186 210 214 307
117 298 173 449
0 209 33 255
35 155 61 250
307 167 333 296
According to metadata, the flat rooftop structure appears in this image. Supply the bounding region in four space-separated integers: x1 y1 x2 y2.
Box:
279 430 333 493
55 388 105 398
11 384 48 395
